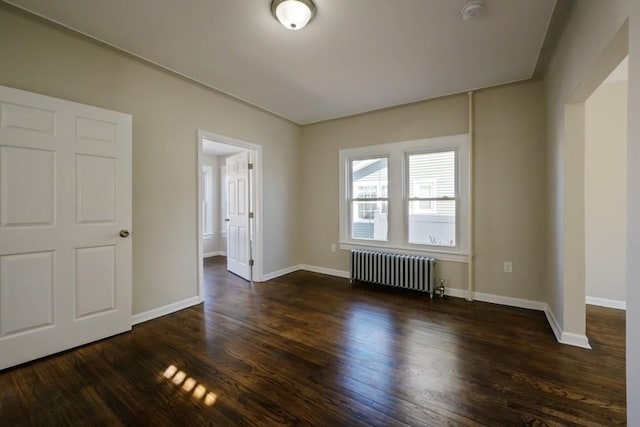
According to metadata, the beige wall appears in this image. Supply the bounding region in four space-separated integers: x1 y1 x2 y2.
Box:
2 1 639 422
0 4 301 314
542 1 638 421
301 94 468 287
473 82 548 300
585 80 628 303
626 0 639 422
543 0 629 335
300 81 548 301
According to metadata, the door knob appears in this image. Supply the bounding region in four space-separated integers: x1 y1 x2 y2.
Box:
119 230 130 238
225 218 230 222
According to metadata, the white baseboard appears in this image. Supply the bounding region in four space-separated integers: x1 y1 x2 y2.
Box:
262 265 302 281
260 264 351 281
473 291 547 311
444 287 547 311
258 265 594 350
445 287 591 349
444 287 473 300
204 251 226 258
544 305 564 343
299 264 350 279
560 331 592 348
542 304 591 349
586 296 626 310
132 296 201 325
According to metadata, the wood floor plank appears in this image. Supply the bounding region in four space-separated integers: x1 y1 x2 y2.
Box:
0 256 626 425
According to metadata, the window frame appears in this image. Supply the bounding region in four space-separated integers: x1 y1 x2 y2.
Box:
409 178 437 214
347 155 390 241
405 148 459 249
338 134 470 263
202 164 214 238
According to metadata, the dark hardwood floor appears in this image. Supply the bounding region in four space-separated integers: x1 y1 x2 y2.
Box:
0 256 626 426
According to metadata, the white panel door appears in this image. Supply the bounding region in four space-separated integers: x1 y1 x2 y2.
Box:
226 151 251 280
0 85 132 370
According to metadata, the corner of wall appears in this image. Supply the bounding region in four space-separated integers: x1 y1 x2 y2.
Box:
543 304 591 349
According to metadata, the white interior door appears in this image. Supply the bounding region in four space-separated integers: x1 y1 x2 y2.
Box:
226 151 251 280
0 86 132 370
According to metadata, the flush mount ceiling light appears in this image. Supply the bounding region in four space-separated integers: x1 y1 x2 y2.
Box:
271 0 316 31
461 0 485 20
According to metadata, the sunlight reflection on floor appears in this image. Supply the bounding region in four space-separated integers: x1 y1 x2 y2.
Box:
344 304 394 406
162 364 219 406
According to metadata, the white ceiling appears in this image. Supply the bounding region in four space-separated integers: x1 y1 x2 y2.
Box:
202 139 246 157
6 0 557 124
605 56 629 84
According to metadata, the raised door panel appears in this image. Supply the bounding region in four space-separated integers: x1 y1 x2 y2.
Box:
0 85 132 371
237 177 246 215
0 251 54 336
225 151 250 280
1 103 55 135
228 180 236 215
227 160 236 175
75 154 116 224
0 146 55 227
228 225 238 261
76 117 116 146
237 157 247 174
75 246 116 319
238 227 247 263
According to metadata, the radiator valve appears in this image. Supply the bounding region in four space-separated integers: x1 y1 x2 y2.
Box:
437 279 446 298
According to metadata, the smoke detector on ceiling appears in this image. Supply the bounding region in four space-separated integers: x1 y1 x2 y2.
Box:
461 0 485 20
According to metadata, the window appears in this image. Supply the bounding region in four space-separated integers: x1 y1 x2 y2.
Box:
220 164 227 234
408 151 456 246
339 134 469 260
409 180 436 214
356 185 378 198
349 158 389 240
202 165 214 236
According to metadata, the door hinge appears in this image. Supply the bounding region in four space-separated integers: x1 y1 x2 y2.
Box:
248 162 254 170
249 259 255 267
249 212 254 219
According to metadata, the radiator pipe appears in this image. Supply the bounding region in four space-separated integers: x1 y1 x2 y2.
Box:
467 91 475 302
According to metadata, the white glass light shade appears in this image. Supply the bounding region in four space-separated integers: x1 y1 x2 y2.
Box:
274 0 313 30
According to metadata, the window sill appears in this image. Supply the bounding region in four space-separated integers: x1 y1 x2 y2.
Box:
339 242 469 263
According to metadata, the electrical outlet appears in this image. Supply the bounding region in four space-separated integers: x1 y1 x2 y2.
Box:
330 244 337 252
504 262 512 273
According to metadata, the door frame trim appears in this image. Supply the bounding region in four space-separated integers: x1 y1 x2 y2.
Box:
196 130 264 301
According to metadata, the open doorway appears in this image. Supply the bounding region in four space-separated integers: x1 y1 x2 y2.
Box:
196 130 263 301
584 57 628 312
581 56 628 357
558 22 628 349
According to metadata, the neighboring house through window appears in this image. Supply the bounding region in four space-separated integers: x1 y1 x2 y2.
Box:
349 158 389 241
339 134 470 261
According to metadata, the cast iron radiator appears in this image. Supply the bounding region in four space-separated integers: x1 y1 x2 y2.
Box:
350 249 435 295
